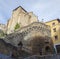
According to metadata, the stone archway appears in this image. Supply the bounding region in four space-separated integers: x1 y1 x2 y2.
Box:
43 45 53 55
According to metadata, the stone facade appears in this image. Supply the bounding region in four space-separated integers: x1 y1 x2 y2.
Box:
7 6 38 34
5 22 55 55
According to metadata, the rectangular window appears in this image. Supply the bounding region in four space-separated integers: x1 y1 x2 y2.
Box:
53 28 56 32
52 22 55 26
54 35 58 40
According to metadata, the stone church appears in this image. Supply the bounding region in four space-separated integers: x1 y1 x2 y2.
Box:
0 6 55 57
7 6 39 34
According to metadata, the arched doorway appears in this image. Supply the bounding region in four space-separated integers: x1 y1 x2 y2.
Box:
45 46 52 55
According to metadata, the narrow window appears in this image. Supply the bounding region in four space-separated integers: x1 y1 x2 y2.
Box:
54 35 58 40
53 28 56 32
52 22 55 26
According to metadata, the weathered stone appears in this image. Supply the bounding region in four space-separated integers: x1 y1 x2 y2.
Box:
5 22 55 56
7 6 38 34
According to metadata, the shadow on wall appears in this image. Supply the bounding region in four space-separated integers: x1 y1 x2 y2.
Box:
30 36 55 55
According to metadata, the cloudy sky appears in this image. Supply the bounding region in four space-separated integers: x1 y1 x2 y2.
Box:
0 0 60 24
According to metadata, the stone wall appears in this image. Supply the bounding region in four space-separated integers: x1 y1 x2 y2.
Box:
5 22 55 55
5 22 51 46
0 38 31 58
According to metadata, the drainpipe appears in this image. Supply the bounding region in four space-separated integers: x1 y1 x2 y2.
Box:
54 45 57 54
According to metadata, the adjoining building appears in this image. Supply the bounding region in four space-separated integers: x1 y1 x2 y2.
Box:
45 19 60 53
